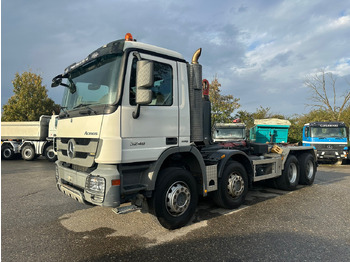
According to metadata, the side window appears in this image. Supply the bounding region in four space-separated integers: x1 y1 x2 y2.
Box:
130 58 173 106
304 127 309 137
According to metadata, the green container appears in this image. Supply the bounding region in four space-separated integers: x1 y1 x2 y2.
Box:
249 119 291 144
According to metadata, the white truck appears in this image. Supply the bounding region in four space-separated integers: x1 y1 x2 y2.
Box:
212 123 246 142
51 33 317 229
1 115 58 161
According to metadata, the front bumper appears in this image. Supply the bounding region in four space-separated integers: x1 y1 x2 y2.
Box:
317 150 347 160
55 161 121 207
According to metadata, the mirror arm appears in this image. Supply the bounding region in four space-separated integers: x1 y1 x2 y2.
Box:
132 104 141 119
133 52 142 61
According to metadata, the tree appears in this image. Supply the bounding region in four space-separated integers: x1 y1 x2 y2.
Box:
209 77 240 125
2 71 60 121
236 106 285 130
304 69 350 121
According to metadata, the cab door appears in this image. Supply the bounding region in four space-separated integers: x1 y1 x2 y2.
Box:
120 53 178 163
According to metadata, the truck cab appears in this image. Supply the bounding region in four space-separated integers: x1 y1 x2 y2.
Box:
302 122 348 161
212 123 246 142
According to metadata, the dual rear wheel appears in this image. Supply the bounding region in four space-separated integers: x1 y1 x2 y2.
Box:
275 153 316 190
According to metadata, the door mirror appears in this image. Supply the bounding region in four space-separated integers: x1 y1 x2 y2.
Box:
135 60 154 105
51 75 63 87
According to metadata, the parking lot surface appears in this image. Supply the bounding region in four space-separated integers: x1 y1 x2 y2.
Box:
1 159 350 261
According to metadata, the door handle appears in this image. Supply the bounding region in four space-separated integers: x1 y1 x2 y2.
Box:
166 137 178 145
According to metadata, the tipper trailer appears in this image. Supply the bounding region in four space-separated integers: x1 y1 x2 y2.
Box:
51 33 317 229
1 115 58 161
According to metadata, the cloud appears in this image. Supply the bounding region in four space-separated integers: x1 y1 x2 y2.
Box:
2 0 350 117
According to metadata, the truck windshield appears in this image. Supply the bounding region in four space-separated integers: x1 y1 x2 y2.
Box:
214 128 245 139
61 54 122 110
310 127 347 138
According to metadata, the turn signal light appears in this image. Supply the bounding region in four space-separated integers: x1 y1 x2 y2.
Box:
112 179 121 186
125 33 133 41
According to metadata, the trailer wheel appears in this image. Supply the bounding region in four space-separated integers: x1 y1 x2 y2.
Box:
275 155 299 190
21 145 35 161
149 167 198 230
45 145 57 162
299 153 316 185
213 161 248 209
2 145 14 160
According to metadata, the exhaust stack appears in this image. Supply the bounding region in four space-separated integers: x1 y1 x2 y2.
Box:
188 48 204 143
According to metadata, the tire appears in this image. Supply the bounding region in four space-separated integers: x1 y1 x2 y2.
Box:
21 145 35 161
275 155 299 190
2 145 14 160
213 161 248 209
149 167 198 230
298 153 317 185
45 145 57 162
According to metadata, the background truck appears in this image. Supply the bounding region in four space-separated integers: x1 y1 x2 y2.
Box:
302 122 348 162
51 33 317 229
250 118 291 144
1 115 58 161
212 123 246 142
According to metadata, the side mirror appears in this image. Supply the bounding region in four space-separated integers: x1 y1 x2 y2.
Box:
51 75 63 88
135 60 154 105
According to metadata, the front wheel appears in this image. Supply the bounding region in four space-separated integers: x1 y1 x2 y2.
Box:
44 145 57 162
21 145 35 161
213 161 248 209
149 167 198 230
275 155 299 190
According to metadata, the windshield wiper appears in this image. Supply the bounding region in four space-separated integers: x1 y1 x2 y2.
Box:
73 103 93 109
73 103 97 115
60 106 70 118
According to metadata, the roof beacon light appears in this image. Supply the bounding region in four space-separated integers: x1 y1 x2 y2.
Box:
125 33 134 41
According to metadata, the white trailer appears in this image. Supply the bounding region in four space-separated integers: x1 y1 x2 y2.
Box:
1 115 58 161
51 33 317 229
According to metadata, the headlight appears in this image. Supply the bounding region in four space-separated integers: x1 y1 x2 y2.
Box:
86 175 105 194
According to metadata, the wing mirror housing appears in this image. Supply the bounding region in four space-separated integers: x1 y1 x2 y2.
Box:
51 75 63 87
135 60 154 105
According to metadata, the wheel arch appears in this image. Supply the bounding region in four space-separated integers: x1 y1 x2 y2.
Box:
217 149 254 186
144 146 206 192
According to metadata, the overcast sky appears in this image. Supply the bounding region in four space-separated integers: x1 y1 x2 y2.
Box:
2 0 350 117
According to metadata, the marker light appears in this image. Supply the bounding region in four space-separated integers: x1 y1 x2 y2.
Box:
125 33 133 41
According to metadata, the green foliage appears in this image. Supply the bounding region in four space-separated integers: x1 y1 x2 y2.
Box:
286 107 350 144
2 71 60 121
209 77 240 125
236 106 285 130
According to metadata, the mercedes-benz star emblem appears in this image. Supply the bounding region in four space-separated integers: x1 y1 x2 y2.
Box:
67 139 76 158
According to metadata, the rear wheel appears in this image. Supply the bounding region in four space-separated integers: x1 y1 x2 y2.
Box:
299 153 316 185
2 145 14 160
45 145 57 162
213 161 248 209
21 145 35 161
275 155 299 190
149 167 198 230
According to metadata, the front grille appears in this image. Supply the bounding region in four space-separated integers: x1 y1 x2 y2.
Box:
57 138 99 167
314 143 346 152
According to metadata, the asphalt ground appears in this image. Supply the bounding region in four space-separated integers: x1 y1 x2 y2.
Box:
1 159 350 262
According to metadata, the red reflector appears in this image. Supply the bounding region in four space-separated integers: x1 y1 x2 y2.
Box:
112 179 120 186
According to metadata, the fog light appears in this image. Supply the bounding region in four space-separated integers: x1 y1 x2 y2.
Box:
86 175 105 194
